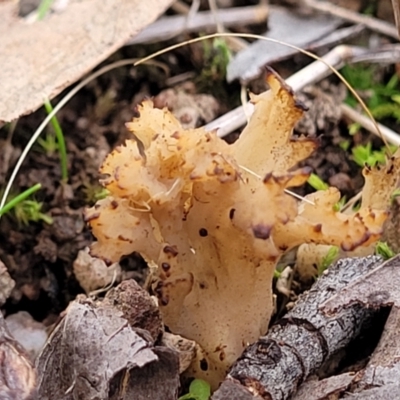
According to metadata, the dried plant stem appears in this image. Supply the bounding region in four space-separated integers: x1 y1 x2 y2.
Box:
207 44 400 148
206 45 362 137
0 33 386 218
128 6 267 46
392 0 400 38
304 0 399 40
341 104 400 146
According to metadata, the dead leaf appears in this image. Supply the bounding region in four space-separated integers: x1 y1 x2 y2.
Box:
0 313 37 400
227 5 342 82
0 0 174 122
36 296 180 399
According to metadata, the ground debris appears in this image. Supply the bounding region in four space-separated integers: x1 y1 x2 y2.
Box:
0 0 174 122
36 293 179 400
212 256 384 400
73 247 121 294
291 372 355 400
0 312 37 400
227 5 342 82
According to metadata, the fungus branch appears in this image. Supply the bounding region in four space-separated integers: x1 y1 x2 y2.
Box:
86 71 398 388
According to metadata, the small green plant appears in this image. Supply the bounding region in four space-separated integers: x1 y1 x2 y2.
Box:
333 196 347 212
178 379 211 400
82 184 110 204
339 139 350 151
37 0 54 20
391 188 400 202
351 142 397 167
307 173 329 191
202 38 231 82
342 65 400 122
38 99 68 182
0 183 53 226
375 241 396 260
318 246 339 275
14 199 53 226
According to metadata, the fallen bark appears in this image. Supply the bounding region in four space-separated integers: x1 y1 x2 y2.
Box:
36 283 180 400
0 312 37 400
212 255 384 400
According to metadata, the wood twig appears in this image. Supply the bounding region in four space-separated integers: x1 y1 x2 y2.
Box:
341 103 400 146
206 44 400 147
126 6 268 45
212 256 384 400
304 0 399 39
392 0 400 39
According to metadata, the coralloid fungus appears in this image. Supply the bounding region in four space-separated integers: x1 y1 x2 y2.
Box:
86 70 399 389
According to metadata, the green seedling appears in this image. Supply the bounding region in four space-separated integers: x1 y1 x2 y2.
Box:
42 99 68 182
37 0 54 20
37 131 58 155
333 196 347 212
339 139 350 151
178 379 211 400
375 241 396 260
343 65 400 122
82 184 110 204
14 200 53 226
307 173 329 191
351 142 397 167
0 183 42 217
202 38 231 81
318 246 339 275
0 183 53 226
391 188 400 202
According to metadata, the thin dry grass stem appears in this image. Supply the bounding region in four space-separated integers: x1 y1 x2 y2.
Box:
208 0 224 34
341 191 363 213
134 35 386 149
0 58 138 215
238 165 315 205
0 33 387 217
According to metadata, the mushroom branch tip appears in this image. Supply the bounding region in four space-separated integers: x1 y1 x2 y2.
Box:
85 71 399 389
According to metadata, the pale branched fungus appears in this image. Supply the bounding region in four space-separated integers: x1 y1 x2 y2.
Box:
86 71 395 388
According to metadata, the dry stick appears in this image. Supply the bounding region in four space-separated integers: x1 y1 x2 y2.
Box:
128 6 267 46
206 45 362 137
304 0 399 40
212 256 384 400
392 0 400 38
0 34 390 217
341 104 400 146
206 44 400 147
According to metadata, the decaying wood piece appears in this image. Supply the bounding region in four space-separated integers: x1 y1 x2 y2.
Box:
36 287 179 400
291 372 355 400
0 312 37 400
340 306 400 399
317 254 400 399
212 256 384 400
103 279 163 343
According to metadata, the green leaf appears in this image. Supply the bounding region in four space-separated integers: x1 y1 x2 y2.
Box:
178 379 211 400
375 242 396 260
318 246 339 275
333 196 347 212
307 173 329 191
339 140 350 151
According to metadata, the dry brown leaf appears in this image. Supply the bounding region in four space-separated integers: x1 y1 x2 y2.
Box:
0 0 174 122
